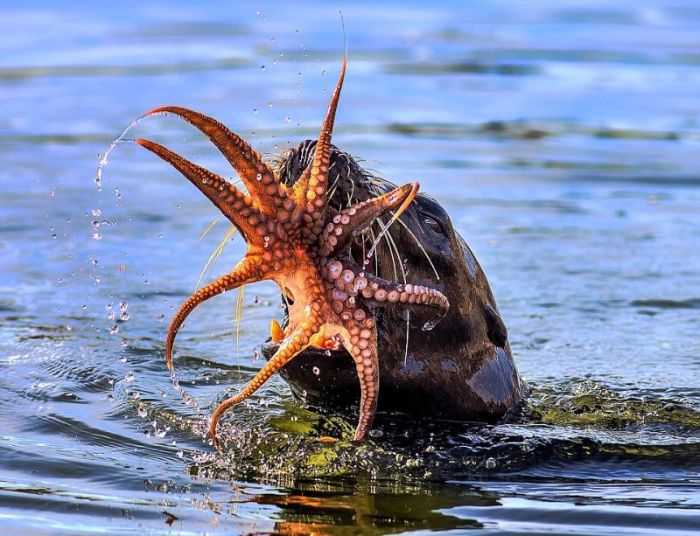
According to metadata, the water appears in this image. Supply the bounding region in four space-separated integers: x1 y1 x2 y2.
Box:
1 0 699 533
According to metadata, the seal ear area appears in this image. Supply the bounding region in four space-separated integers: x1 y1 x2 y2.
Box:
483 302 509 348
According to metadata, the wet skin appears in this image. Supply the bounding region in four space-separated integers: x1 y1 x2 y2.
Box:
265 140 528 423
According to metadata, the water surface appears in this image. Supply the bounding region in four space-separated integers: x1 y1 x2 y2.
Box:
1 1 699 534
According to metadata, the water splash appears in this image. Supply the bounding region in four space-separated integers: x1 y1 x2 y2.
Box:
422 319 438 331
95 115 149 191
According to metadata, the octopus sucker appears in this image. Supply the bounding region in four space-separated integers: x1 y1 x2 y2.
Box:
137 58 449 448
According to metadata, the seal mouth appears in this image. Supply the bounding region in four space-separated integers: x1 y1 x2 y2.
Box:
261 338 345 364
262 299 351 367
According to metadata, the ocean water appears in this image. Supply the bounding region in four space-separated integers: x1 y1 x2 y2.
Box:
1 1 699 534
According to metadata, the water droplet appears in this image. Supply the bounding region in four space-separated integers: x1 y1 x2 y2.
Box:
91 232 102 240
176 450 184 458
109 325 119 334
312 366 320 376
119 356 127 363
256 173 262 181
130 391 140 400
284 116 291 123
260 65 266 70
92 209 102 217
369 429 384 438
253 108 258 114
118 301 129 321
485 457 497 469
422 320 438 331
124 371 134 383
138 406 148 418
114 187 121 199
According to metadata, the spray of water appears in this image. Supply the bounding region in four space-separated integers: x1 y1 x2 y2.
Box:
95 114 150 191
96 112 212 428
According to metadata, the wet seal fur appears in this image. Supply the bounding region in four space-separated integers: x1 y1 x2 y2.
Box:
263 140 528 422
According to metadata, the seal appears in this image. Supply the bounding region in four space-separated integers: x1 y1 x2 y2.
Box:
264 140 528 422
135 58 527 447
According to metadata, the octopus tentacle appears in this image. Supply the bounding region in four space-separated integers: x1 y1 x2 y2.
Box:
136 138 265 243
166 256 262 372
209 320 321 448
300 57 347 234
144 106 287 212
358 273 449 310
340 311 379 440
324 258 449 311
318 182 418 257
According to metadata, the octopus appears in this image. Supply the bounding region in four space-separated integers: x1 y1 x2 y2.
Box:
136 59 449 447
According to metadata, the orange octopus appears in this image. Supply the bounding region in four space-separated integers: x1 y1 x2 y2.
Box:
136 59 449 448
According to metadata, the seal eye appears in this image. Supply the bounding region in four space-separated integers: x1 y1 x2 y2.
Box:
422 214 443 235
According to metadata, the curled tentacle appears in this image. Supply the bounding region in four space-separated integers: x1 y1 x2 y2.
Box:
209 320 320 448
166 256 262 372
136 138 266 244
144 106 287 212
318 182 418 257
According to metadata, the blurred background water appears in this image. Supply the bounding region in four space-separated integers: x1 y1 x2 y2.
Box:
1 0 699 534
